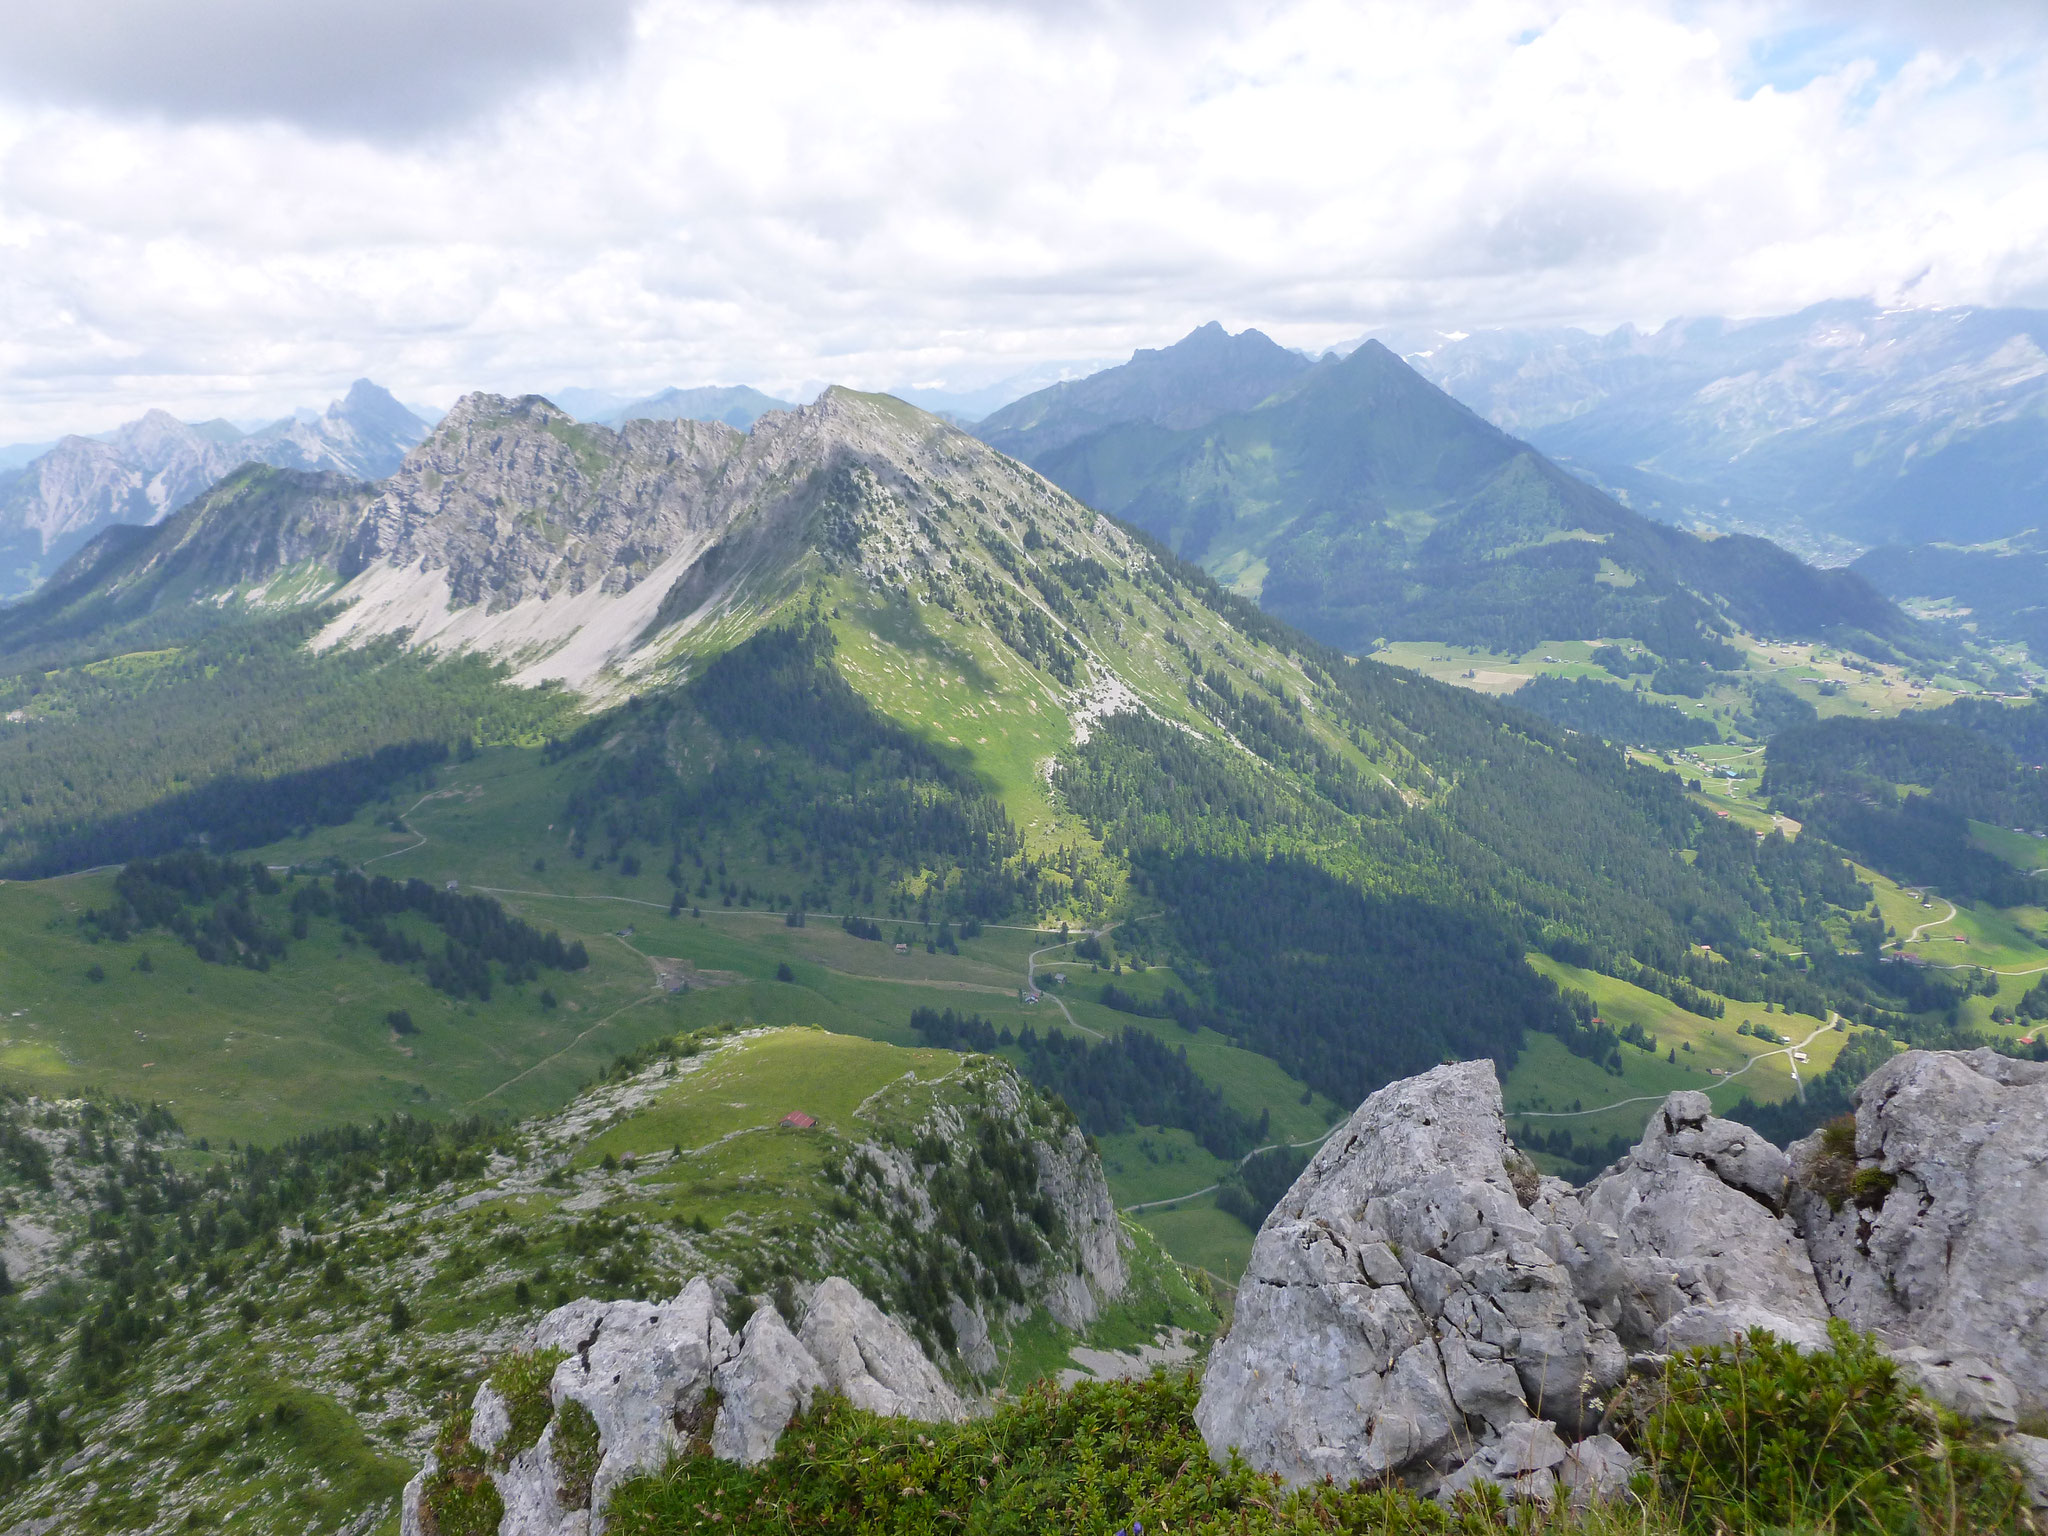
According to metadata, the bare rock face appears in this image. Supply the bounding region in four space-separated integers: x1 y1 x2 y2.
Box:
798 1277 967 1421
403 1274 967 1534
1573 1091 1830 1353
2009 1434 2048 1512
1196 1048 2048 1498
540 1277 733 1515
710 1306 828 1466
1196 1061 1627 1489
1791 1048 2048 1417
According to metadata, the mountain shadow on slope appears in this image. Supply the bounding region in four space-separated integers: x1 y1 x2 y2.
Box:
557 616 1036 922
984 329 1916 662
1506 674 1721 749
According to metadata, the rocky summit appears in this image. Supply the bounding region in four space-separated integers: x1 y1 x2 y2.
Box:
1196 1047 2048 1510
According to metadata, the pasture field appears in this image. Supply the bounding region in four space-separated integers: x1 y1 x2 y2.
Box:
1972 820 2048 871
1510 953 1845 1151
0 869 676 1145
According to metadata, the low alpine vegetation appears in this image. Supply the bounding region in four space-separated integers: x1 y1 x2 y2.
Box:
609 1330 2041 1536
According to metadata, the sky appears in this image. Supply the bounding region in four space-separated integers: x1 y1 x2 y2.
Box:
2 0 2047 438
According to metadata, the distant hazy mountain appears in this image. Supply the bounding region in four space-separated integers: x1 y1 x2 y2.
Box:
0 440 59 473
886 361 1121 424
0 381 426 598
602 385 795 430
979 325 1914 662
977 322 1311 461
1406 301 2048 556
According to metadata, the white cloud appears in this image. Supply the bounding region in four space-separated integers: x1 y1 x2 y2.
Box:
1 0 2045 437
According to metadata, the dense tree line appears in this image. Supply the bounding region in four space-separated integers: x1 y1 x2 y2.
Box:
1765 709 2048 905
79 851 584 1001
1214 1143 1309 1231
1130 853 1565 1107
5 741 447 879
1510 1123 1634 1183
1507 674 1719 749
905 1007 1262 1158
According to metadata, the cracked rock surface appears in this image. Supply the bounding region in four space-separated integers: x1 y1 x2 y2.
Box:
1573 1090 1831 1353
403 1273 966 1534
1195 1061 1626 1488
1791 1048 2048 1419
1198 1048 2048 1494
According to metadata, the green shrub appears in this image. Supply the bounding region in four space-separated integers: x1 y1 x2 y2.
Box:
608 1373 1561 1535
419 1409 504 1536
553 1396 600 1511
1632 1320 2030 1534
486 1348 565 1463
1849 1165 1897 1210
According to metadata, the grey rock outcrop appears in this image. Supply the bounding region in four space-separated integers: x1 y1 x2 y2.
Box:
1198 1048 2048 1497
1891 1346 2020 1431
539 1277 733 1514
1196 1061 1627 1489
403 1274 967 1534
1791 1048 2048 1417
1573 1091 1831 1353
799 1277 967 1421
2009 1434 2048 1512
710 1306 828 1466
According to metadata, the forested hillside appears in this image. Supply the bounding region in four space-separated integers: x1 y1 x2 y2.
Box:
1764 702 2048 906
977 329 1918 664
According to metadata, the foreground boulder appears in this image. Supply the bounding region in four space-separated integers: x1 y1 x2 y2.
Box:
402 1275 966 1535
1195 1061 1628 1490
1792 1048 2048 1419
1198 1047 2048 1498
1572 1090 1832 1354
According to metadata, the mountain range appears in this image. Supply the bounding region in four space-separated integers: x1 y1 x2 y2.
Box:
595 383 796 430
0 379 428 598
975 324 1913 662
0 349 2037 1534
1407 300 2048 560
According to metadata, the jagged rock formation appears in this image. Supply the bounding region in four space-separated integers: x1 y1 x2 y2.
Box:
1198 1048 2048 1505
0 382 425 597
1195 1061 1626 1491
402 1275 969 1535
1570 1090 1831 1354
29 384 1153 698
1790 1047 2048 1418
797 1277 967 1420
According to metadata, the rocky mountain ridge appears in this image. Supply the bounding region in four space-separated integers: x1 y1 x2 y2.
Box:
23 384 1157 698
0 1025 1154 1535
1200 1047 2048 1507
0 381 427 599
379 1043 2048 1535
